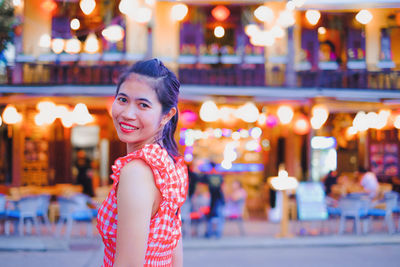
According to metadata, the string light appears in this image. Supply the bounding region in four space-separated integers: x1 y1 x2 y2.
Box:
305 10 321 26
171 3 188 21
102 25 125 43
80 0 96 15
214 26 225 38
70 18 80 30
356 10 373 25
84 33 99 54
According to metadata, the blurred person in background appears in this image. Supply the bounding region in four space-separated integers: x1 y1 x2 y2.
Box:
204 161 225 238
322 170 339 197
357 167 379 198
75 149 94 197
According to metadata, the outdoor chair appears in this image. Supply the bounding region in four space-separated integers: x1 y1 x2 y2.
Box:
55 194 97 238
224 199 246 236
338 195 371 235
36 194 52 234
5 196 41 236
0 194 6 233
368 191 398 234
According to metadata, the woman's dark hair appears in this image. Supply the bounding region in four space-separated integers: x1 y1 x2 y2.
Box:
116 58 180 158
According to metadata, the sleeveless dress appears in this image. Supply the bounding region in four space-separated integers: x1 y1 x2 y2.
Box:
96 144 188 267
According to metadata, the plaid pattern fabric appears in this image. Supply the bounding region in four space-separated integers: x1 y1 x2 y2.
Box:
97 144 188 267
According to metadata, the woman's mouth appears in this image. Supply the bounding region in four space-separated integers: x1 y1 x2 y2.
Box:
119 122 138 133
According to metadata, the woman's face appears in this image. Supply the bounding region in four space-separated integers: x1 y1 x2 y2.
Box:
112 74 164 151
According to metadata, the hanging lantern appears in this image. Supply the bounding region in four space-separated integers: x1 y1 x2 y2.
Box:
41 0 57 13
84 33 99 54
293 115 311 135
171 3 188 21
236 102 259 123
131 7 152 24
211 5 230 21
51 38 65 54
2 105 22 125
214 26 225 38
39 34 51 48
254 6 274 23
356 10 373 25
102 25 125 43
266 114 278 128
65 38 81 54
180 110 198 127
200 100 219 122
80 0 96 15
70 18 80 30
72 103 93 125
305 10 321 26
277 105 294 125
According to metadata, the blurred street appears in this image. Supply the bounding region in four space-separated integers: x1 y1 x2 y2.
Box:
1 220 400 267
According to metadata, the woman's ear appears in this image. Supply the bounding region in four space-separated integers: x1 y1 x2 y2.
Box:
161 107 177 126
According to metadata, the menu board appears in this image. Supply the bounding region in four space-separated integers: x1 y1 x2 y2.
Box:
370 143 399 177
296 182 328 221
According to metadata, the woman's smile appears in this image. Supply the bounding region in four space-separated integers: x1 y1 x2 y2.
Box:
119 122 139 133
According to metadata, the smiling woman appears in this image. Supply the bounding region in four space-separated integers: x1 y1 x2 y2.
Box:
97 59 188 267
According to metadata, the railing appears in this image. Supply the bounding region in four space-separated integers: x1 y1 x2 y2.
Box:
1 62 400 90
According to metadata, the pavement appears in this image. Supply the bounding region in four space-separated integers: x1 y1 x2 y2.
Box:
1 219 400 252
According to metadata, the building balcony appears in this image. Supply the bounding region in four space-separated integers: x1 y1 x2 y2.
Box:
0 55 399 94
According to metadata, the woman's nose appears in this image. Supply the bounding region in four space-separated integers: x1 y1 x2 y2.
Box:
121 105 137 119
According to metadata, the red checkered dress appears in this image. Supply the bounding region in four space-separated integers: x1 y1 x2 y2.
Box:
97 144 188 267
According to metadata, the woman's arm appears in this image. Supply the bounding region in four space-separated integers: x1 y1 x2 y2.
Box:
172 237 183 267
114 159 159 267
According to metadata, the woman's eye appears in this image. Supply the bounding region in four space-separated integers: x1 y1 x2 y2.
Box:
139 103 149 108
117 97 127 103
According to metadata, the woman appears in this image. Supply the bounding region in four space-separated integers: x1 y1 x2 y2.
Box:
97 59 188 267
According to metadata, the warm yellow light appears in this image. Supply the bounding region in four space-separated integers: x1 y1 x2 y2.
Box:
250 30 275 47
244 24 260 37
286 1 295 11
293 0 306 8
353 111 368 132
277 105 294 124
254 6 274 23
70 18 80 30
199 100 219 122
72 103 93 125
311 105 329 129
12 0 22 7
356 10 373 25
305 10 321 26
214 26 225 38
102 25 125 43
65 38 81 54
346 126 358 137
394 115 400 129
270 25 285 39
84 33 99 54
171 3 188 21
144 0 155 6
80 0 96 15
318 27 326 35
51 38 65 54
277 10 295 28
0 115 2 126
236 102 259 123
270 170 298 191
131 7 152 24
257 113 267 126
2 105 22 124
39 34 51 48
37 101 56 112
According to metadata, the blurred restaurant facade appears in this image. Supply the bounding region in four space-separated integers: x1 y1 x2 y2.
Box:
0 0 400 217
